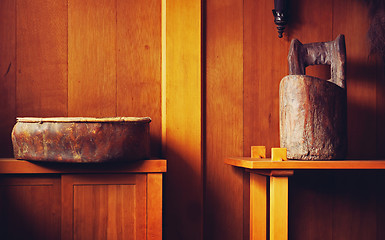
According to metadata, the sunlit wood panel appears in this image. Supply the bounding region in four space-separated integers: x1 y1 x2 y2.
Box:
164 0 203 239
68 0 116 117
117 0 162 157
16 0 67 117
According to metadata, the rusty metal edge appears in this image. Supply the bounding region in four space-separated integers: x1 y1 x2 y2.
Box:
16 117 152 123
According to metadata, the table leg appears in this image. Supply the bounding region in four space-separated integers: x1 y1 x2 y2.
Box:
270 176 289 240
250 173 267 240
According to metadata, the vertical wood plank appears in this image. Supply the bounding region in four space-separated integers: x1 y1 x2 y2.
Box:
205 0 244 239
270 176 288 240
287 0 333 42
147 173 163 240
116 0 162 157
165 0 202 239
68 0 117 117
0 0 16 157
0 176 61 240
16 0 67 117
250 173 267 240
61 175 73 240
243 0 290 158
333 0 376 159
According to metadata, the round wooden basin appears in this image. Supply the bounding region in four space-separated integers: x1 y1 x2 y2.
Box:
11 117 151 163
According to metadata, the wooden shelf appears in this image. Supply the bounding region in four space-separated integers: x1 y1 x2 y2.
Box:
226 157 385 170
0 158 167 174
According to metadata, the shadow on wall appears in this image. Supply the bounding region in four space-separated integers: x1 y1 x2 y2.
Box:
289 170 385 240
359 0 385 61
162 143 202 240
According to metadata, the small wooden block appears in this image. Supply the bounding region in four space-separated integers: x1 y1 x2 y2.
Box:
251 146 266 159
271 148 287 161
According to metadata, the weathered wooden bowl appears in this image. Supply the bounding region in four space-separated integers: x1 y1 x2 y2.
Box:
11 117 151 163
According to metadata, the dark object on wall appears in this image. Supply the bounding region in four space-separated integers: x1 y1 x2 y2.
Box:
11 117 151 163
280 35 347 160
273 0 288 38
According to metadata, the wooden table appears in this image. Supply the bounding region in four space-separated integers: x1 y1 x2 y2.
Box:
225 157 385 240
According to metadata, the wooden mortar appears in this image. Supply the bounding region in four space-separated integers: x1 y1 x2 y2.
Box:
280 35 347 160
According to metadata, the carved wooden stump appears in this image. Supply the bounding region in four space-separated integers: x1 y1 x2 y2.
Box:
279 35 347 160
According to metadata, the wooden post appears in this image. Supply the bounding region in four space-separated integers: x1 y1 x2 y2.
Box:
250 146 267 240
270 176 289 240
147 173 163 240
250 173 267 240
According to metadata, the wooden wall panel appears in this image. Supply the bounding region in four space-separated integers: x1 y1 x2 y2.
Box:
117 0 162 156
68 0 117 117
243 0 290 158
16 0 67 117
205 0 244 239
333 0 377 159
164 0 202 239
0 0 16 157
0 176 61 240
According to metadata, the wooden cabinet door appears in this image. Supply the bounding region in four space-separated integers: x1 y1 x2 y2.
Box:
61 174 147 240
0 175 61 240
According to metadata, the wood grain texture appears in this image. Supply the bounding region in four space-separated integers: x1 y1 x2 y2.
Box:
250 173 267 240
243 0 290 158
226 157 385 169
205 0 244 239
0 159 166 174
16 0 67 117
164 0 202 239
0 0 16 157
270 177 288 240
68 0 116 117
62 174 146 240
333 0 377 159
0 176 61 240
147 173 163 240
116 0 162 157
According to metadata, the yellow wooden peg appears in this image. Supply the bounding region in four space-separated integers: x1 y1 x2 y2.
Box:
271 148 287 161
251 146 266 159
